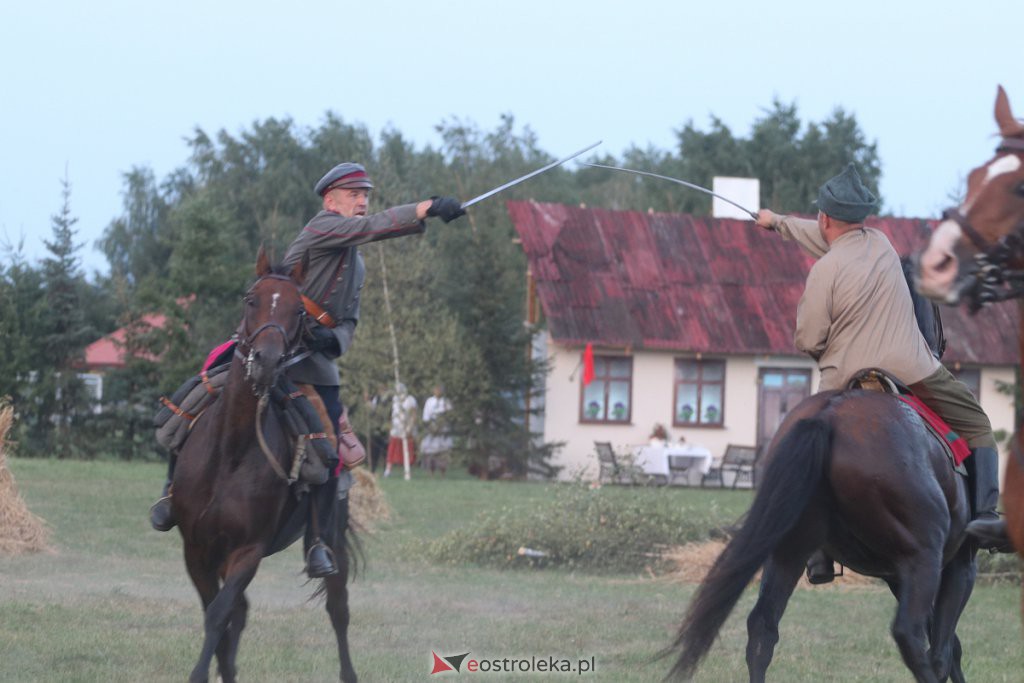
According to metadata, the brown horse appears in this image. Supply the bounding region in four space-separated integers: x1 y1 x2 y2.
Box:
171 247 357 683
917 85 1024 620
668 389 977 681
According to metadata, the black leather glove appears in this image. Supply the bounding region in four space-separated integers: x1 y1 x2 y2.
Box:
426 196 466 223
307 324 341 358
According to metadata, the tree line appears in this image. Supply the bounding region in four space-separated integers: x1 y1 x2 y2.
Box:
0 101 881 474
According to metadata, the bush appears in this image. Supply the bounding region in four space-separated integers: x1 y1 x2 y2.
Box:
424 483 737 574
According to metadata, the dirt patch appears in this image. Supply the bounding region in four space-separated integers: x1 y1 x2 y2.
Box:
662 541 880 589
0 403 53 555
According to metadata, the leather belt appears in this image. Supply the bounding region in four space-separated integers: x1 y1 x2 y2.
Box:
301 294 337 328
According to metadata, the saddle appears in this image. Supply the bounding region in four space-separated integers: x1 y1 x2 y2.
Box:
154 345 337 485
847 368 969 473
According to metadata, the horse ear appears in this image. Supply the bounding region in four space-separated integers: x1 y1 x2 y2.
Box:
995 85 1024 138
256 244 272 277
290 250 309 286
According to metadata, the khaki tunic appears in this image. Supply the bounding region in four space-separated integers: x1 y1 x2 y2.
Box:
771 215 940 391
283 205 425 386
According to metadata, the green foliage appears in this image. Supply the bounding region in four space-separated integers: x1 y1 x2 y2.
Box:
425 483 733 573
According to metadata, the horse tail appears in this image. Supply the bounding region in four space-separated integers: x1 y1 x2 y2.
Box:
667 416 832 680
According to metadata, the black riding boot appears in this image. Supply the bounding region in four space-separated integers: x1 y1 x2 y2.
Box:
305 484 339 578
149 455 177 532
965 446 1013 552
806 549 836 585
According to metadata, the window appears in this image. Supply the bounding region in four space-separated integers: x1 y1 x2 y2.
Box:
674 359 725 427
580 356 632 423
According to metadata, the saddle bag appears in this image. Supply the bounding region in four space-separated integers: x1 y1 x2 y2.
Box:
155 364 231 452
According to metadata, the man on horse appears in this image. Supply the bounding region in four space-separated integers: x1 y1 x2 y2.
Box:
149 162 466 579
755 163 1011 582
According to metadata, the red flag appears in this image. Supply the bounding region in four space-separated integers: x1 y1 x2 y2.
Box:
582 343 595 386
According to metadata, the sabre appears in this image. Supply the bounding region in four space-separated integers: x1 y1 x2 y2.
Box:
461 141 602 209
581 162 759 220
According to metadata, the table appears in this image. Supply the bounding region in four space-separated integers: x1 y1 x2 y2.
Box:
633 443 713 486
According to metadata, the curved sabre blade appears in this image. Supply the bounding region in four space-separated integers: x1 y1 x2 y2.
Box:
461 141 602 209
581 162 758 220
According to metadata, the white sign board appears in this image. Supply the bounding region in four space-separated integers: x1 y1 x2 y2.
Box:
712 177 760 219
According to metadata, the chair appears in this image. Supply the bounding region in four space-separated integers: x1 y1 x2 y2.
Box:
595 441 626 484
702 444 760 489
667 454 694 486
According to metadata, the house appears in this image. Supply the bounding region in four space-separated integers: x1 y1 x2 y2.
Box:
507 200 1019 480
78 314 166 408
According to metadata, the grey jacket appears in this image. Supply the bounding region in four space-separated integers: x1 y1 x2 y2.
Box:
283 204 425 385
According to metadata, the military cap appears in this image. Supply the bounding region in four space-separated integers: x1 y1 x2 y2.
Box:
314 162 374 196
816 163 878 223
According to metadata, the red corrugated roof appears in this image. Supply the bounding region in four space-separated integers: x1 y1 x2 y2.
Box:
507 200 1020 365
82 314 166 369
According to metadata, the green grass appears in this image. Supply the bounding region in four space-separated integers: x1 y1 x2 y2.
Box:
1 459 1023 682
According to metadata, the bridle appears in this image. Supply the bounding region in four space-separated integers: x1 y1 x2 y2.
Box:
234 273 311 391
940 138 1024 312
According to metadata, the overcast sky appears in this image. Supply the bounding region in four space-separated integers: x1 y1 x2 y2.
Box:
3 0 1022 275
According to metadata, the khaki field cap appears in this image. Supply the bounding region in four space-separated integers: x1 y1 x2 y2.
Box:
816 163 878 223
315 162 374 196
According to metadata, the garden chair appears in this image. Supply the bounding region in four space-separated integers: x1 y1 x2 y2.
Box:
702 444 759 489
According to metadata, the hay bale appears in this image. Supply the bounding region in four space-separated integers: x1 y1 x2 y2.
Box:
0 403 53 555
348 466 390 531
663 540 878 589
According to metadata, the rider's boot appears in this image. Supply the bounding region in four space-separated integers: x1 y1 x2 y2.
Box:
149 481 175 532
149 454 177 532
805 549 836 585
305 485 339 578
965 446 1014 552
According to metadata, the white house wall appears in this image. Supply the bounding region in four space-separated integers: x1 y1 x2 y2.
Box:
542 334 1017 482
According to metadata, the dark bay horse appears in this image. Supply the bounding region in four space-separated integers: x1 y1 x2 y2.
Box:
171 247 357 683
918 85 1024 623
669 388 976 682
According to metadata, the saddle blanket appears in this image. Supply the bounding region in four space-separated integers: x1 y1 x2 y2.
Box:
897 394 971 466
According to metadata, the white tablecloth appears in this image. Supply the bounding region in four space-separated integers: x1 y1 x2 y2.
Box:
633 444 713 484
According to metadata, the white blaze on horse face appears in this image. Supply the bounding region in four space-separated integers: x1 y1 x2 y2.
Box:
270 292 280 315
918 220 963 302
962 154 1022 212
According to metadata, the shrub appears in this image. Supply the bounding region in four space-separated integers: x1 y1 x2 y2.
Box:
424 483 736 574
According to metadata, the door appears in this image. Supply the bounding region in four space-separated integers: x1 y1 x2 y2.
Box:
757 368 812 447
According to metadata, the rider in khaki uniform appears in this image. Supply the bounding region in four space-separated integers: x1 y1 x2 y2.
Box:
149 163 466 580
756 163 1011 582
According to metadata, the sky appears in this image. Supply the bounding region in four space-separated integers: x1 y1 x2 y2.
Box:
2 0 1023 276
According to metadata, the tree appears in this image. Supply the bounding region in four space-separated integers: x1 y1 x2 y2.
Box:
24 178 96 457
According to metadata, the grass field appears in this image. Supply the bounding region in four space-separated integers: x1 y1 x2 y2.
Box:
1 459 1023 682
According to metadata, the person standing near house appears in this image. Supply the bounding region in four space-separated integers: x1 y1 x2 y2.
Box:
420 383 454 477
755 163 1010 581
385 383 418 478
148 162 465 579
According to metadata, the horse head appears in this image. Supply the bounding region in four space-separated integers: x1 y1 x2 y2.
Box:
917 86 1024 310
237 245 309 394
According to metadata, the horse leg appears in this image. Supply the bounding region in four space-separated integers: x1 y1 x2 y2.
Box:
324 567 357 683
187 546 262 683
215 591 249 683
184 546 222 683
927 548 975 683
745 550 805 683
890 557 943 683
